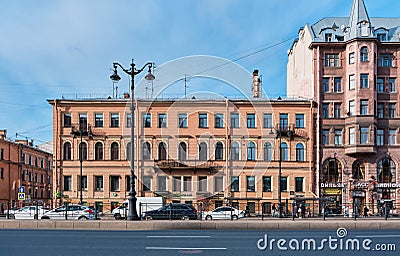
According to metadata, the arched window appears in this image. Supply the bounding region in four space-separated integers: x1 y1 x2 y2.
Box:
281 142 288 161
230 141 240 160
79 142 87 161
263 142 272 161
352 161 364 180
158 142 167 160
360 46 369 62
63 142 72 160
142 142 151 160
199 142 207 161
110 142 119 160
247 142 256 160
178 142 187 161
95 142 103 160
377 158 396 183
215 142 224 160
295 143 305 162
322 158 342 182
126 142 132 161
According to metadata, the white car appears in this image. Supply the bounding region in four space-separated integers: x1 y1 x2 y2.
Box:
41 204 95 220
202 206 245 220
13 206 49 220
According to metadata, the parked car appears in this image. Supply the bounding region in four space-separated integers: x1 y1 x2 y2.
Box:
41 204 95 220
13 206 49 219
142 203 197 220
4 207 20 218
202 206 245 220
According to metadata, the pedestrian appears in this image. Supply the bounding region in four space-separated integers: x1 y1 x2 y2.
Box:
298 204 302 218
271 204 276 217
363 206 369 218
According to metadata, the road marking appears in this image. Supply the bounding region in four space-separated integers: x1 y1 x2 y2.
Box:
147 235 211 238
146 247 226 250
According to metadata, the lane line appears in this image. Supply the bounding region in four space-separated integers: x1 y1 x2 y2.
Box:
147 235 211 238
146 247 226 250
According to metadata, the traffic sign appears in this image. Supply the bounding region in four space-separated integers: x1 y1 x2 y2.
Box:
18 186 25 193
18 192 26 201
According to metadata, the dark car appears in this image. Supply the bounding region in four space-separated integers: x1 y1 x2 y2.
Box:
142 203 197 220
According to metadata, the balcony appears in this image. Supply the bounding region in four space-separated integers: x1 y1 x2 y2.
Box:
345 144 376 155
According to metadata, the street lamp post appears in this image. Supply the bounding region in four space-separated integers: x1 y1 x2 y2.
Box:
110 60 155 221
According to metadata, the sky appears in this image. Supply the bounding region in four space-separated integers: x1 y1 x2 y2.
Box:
1 0 400 145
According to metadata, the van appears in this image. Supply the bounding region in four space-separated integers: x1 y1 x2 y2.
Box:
112 197 164 220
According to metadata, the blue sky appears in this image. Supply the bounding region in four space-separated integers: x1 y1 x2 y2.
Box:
0 0 399 144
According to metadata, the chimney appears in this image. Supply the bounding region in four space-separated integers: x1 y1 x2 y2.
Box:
252 69 261 98
0 129 6 140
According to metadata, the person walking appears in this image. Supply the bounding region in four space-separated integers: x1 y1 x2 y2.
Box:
363 205 369 218
271 204 276 217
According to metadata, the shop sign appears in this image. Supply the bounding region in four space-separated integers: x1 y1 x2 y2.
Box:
353 191 365 197
324 188 342 195
376 183 400 188
320 182 344 188
354 182 369 189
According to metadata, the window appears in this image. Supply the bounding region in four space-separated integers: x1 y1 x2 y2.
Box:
322 129 329 145
333 78 342 92
142 142 151 160
322 104 329 118
231 176 239 192
325 53 339 67
230 113 239 128
95 113 103 127
349 52 355 64
349 100 355 116
95 176 103 191
334 103 341 118
360 47 369 62
230 142 240 160
215 142 223 160
79 113 88 131
360 74 369 88
95 142 103 160
262 176 271 192
360 100 369 115
247 142 256 160
247 113 256 128
63 113 72 127
246 176 255 192
158 176 167 191
158 142 167 160
263 113 272 128
158 113 167 128
360 127 369 144
173 177 181 191
281 142 288 161
334 129 342 145
389 103 396 118
295 143 305 161
295 114 304 128
389 78 396 93
349 75 355 90
379 54 393 67
325 33 332 42
79 175 88 191
143 113 151 128
183 176 192 191
110 142 119 160
376 129 384 146
110 176 120 191
322 78 330 92
377 78 385 92
126 113 132 128
215 113 224 128
79 142 87 160
198 176 207 192
295 177 304 192
377 158 396 183
279 113 288 130
214 177 223 192
263 142 272 161
21 153 25 164
178 113 188 128
63 176 72 191
280 177 288 192
389 129 397 145
198 142 207 161
178 142 187 161
377 33 387 42
63 142 72 160
0 168 3 179
143 176 151 191
199 113 208 128
377 103 384 118
349 127 355 145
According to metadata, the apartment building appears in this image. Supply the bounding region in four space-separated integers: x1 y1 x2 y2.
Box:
288 0 400 214
48 78 316 214
0 130 53 213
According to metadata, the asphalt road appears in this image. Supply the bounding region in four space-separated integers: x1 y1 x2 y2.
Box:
0 229 399 256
